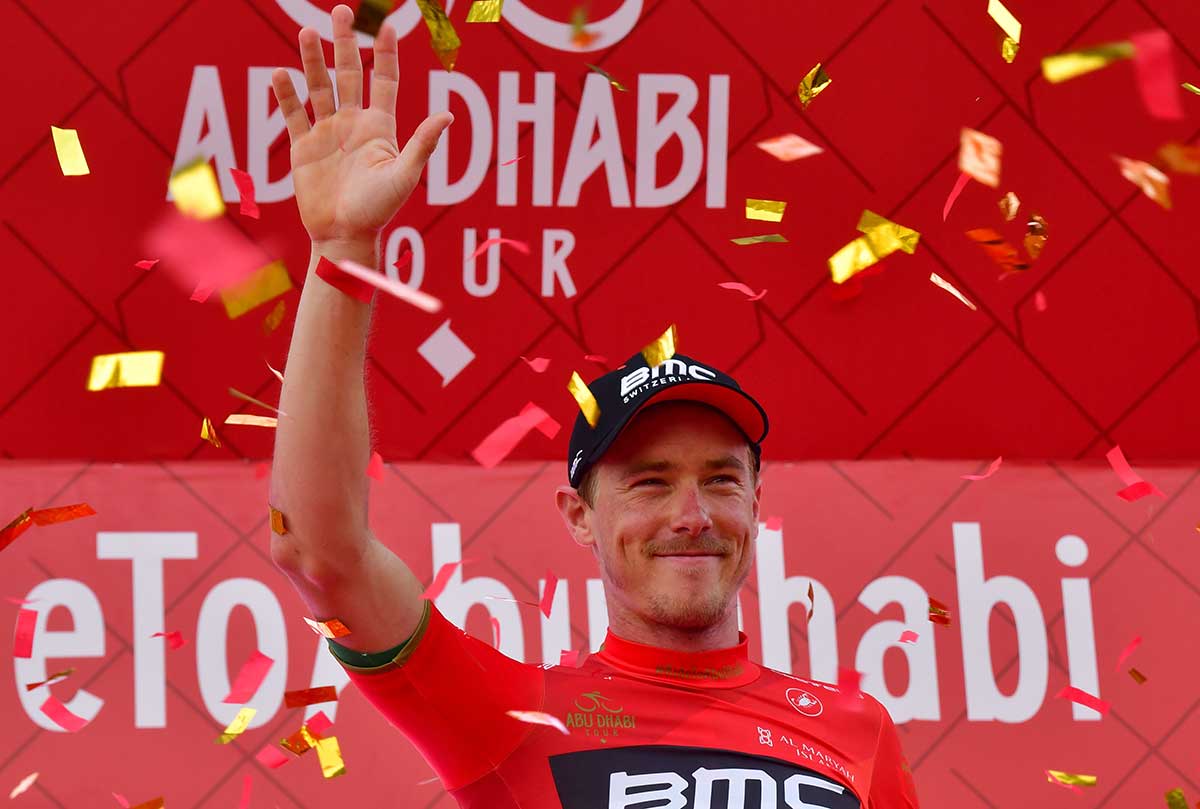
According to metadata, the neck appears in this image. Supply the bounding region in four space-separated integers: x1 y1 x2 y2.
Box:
604 596 741 653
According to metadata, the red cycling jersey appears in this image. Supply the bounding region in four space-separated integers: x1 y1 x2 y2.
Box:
334 601 920 809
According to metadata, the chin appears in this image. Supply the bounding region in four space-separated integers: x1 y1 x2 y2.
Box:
646 590 731 629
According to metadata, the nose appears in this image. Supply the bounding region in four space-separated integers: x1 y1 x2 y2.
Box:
669 482 713 537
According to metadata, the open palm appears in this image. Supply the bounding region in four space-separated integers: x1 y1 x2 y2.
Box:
272 5 452 246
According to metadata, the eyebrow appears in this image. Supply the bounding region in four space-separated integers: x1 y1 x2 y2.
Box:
620 455 748 477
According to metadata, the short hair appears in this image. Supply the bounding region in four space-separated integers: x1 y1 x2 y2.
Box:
576 443 761 507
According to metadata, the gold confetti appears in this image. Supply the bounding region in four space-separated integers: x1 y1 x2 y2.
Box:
568 371 601 428
262 300 287 334
797 63 831 108
730 234 788 245
314 736 346 778
416 0 460 71
1046 770 1097 788
585 63 627 92
216 706 256 744
219 261 293 320
269 506 287 535
999 191 1020 221
1116 156 1171 209
959 128 1003 188
1129 667 1147 684
987 0 1021 44
930 273 977 311
1158 142 1200 174
1165 788 1188 809
8 772 38 800
169 157 226 220
828 211 921 284
87 351 164 391
640 324 678 369
50 127 89 176
24 667 75 691
201 417 221 448
569 5 597 48
224 414 277 428
129 798 164 809
303 616 352 639
966 228 1030 274
1183 82 1200 96
352 0 392 37
1024 214 1048 260
1041 41 1134 84
229 387 287 418
928 597 952 626
280 725 318 755
1002 36 1019 63
745 199 787 223
466 0 502 22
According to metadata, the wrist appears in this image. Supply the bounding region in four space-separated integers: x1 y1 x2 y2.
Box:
311 236 380 268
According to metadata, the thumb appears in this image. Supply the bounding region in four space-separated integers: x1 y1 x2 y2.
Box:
396 111 454 175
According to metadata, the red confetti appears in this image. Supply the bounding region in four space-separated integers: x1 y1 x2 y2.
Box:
306 710 334 737
1131 29 1183 120
961 456 1002 481
929 597 952 626
112 794 130 808
254 462 270 479
942 171 971 221
1034 290 1048 312
223 650 274 704
134 259 159 271
316 258 373 303
40 695 89 732
1054 685 1110 714
1106 445 1165 501
468 237 530 261
1114 635 1142 671
717 281 767 301
837 666 862 694
366 451 385 480
256 744 290 769
540 570 558 618
765 516 783 531
0 510 34 552
394 249 412 272
230 169 260 219
151 630 187 650
29 503 95 526
584 354 608 364
898 630 919 644
5 596 35 605
13 609 37 658
521 356 551 373
470 403 560 469
490 616 501 649
284 686 338 708
237 775 253 809
500 155 524 166
422 561 460 601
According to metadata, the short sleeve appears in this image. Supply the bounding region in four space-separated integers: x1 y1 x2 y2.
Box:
868 701 920 809
333 601 544 790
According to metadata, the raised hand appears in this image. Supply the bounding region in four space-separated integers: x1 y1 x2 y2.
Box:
271 4 452 250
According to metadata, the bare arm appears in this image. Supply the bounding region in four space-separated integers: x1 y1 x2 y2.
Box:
268 4 452 652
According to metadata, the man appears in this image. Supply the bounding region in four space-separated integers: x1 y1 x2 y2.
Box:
268 7 919 808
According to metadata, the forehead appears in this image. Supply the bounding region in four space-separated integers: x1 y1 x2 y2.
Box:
600 402 749 467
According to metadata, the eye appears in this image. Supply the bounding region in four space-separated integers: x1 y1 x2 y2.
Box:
708 475 741 485
633 478 666 487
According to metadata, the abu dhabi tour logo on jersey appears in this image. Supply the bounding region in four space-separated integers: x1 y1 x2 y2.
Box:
620 359 719 402
785 688 824 718
566 691 636 740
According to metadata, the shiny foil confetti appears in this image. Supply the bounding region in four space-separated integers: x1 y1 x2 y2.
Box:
1129 667 1147 684
1165 788 1189 809
731 234 788 245
269 506 287 535
169 157 226 220
284 686 338 708
201 417 221 448
930 273 977 311
797 63 831 108
745 199 787 222
352 0 392 37
569 5 597 48
568 371 601 427
965 228 1029 274
262 300 287 333
1184 82 1200 95
959 128 1003 188
999 191 1020 221
229 387 287 418
307 710 334 737
29 503 95 526
0 509 34 552
1045 770 1097 792
229 168 259 218
50 126 89 176
806 581 815 622
858 210 920 255
506 710 569 735
216 707 257 744
25 667 75 691
87 351 164 391
256 744 290 769
303 616 352 639
219 261 293 320
224 414 277 428
756 133 823 161
929 597 952 626
641 324 678 369
134 259 159 271
281 726 317 756
1158 142 1200 174
987 0 1021 48
128 798 164 809
1024 214 1049 260
315 736 347 778
415 0 461 71
266 361 285 384
585 63 628 92
466 0 502 22
1115 156 1171 209
1002 36 1019 63
8 772 38 800
1041 41 1134 84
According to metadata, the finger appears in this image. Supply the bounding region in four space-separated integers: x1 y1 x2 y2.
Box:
299 27 336 120
331 5 363 108
368 21 399 116
270 69 311 142
395 112 454 178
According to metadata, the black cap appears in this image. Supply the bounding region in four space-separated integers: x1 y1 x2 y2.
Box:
567 352 769 488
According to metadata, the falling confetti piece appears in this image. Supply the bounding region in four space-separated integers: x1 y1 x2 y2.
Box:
1165 788 1189 809
584 354 608 364
1115 156 1171 210
962 456 1002 481
351 0 391 36
284 686 338 708
112 793 130 808
307 710 334 737
8 772 38 800
1115 636 1142 671
1054 685 1110 714
1045 770 1096 793
1106 445 1166 501
29 503 95 526
0 510 33 553
1024 214 1049 260
87 351 164 391
466 0 502 22
237 775 252 809
521 356 550 373
129 799 163 809
230 387 287 418
467 236 531 261
1130 30 1183 120
280 726 317 755
987 0 1021 44
366 451 385 480
837 667 863 698
303 616 352 639
1184 82 1200 95
490 615 501 648
225 414 277 428
765 516 783 531
1034 291 1048 312
585 63 627 92
499 155 523 167
806 581 815 622
1129 667 1147 684
315 735 347 778
262 300 287 334
730 234 788 245
219 261 293 320
24 668 75 691
265 361 285 385
931 273 977 310
797 63 832 108
640 324 678 369
999 191 1020 220
471 403 560 469
169 158 226 220
898 630 919 644
418 319 475 387
942 171 971 221
40 695 89 732
201 417 221 448
223 650 275 704
929 597 952 626
717 281 767 301
745 198 787 222
257 744 290 769
1041 40 1134 83
568 371 601 427
569 5 597 48
506 710 569 735
959 128 1002 188
755 133 823 161
559 650 587 668
216 706 258 744
229 169 260 218
336 259 443 311
1002 36 1019 63
965 228 1029 274
134 259 159 271
416 0 460 71
50 126 89 176
1158 142 1200 174
268 506 287 536
829 211 921 284
151 630 187 650
423 561 461 601
13 609 37 659
540 570 558 618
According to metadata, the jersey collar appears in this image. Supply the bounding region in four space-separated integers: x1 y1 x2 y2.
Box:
596 630 761 689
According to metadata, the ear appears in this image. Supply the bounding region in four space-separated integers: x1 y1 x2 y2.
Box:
750 475 763 536
556 485 597 548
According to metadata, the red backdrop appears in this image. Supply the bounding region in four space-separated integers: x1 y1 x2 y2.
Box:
3 0 1199 463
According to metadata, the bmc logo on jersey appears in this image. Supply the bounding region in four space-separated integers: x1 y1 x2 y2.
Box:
785 688 824 718
548 745 859 809
273 0 642 51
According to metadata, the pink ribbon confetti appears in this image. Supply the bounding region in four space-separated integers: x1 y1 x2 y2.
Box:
942 171 972 221
366 451 385 481
521 356 550 373
1034 290 1048 312
898 630 919 644
13 609 37 658
1106 445 1165 501
1044 771 1084 795
151 630 187 650
422 561 461 601
468 237 530 261
540 570 558 618
1114 636 1142 672
306 710 334 737
1131 30 1184 120
256 745 289 769
717 281 767 301
505 710 568 735
5 596 36 606
584 354 608 364
470 403 560 469
490 616 501 648
1054 685 1111 715
237 775 253 809
40 695 89 732
394 249 412 272
765 516 783 531
113 794 131 808
134 259 159 271
962 456 1002 481
223 650 274 704
500 155 524 167
229 169 260 219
